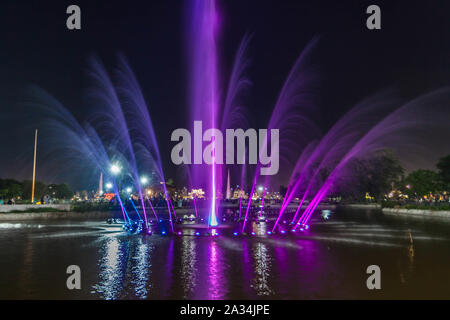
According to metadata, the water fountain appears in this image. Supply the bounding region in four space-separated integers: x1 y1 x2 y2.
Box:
20 0 450 238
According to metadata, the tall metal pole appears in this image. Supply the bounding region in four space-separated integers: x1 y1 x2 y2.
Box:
31 129 38 203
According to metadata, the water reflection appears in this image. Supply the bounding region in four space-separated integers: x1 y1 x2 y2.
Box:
273 241 289 297
207 239 226 299
162 239 174 298
3 210 449 299
407 230 415 267
0 223 44 229
181 236 197 298
251 241 272 296
241 239 253 298
400 229 416 285
130 238 151 299
249 222 272 296
93 237 124 299
18 237 34 296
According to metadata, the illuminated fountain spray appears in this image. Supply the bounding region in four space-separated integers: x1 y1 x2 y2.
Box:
222 33 251 223
241 37 321 233
263 86 450 232
115 55 174 229
25 0 256 234
294 88 450 228
185 0 252 227
22 87 134 226
272 94 396 232
187 0 220 227
87 57 151 231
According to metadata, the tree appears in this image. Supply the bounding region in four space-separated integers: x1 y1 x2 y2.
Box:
338 158 372 201
166 178 175 187
404 169 440 199
437 155 450 192
47 183 74 199
336 151 404 202
22 180 47 202
0 179 22 200
367 152 404 201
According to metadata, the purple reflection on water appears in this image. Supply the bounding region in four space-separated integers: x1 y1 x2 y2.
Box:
3 215 450 299
181 236 197 298
241 239 253 298
207 240 226 299
272 242 289 297
162 239 174 298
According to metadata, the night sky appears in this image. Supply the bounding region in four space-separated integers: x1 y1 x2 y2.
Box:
0 0 449 190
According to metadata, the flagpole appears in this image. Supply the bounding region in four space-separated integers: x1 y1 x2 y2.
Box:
31 129 38 203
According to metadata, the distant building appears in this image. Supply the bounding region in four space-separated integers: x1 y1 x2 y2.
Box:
226 169 231 199
232 188 247 200
189 188 205 199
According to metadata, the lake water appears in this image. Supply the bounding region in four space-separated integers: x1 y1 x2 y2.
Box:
1 208 449 299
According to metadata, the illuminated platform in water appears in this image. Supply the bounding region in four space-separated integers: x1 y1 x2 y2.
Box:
110 217 311 237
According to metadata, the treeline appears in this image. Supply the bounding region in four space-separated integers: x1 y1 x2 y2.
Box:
336 153 450 203
0 179 73 203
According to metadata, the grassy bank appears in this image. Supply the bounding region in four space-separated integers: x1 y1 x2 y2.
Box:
382 201 450 211
71 202 114 212
0 202 113 214
4 207 65 214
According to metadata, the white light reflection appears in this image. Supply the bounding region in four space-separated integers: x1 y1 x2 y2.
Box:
131 238 151 299
251 241 273 296
181 235 197 298
92 237 123 300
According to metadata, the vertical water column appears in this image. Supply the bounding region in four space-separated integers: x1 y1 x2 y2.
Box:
208 0 219 227
188 0 220 226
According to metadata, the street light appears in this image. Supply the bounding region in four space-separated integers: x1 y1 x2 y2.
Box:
110 164 121 175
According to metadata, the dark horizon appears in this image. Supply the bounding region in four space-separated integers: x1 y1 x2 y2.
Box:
1 0 450 191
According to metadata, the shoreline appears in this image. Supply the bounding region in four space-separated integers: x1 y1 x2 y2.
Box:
0 203 337 221
338 203 381 209
0 211 115 221
5 203 449 221
382 207 450 219
0 204 71 213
